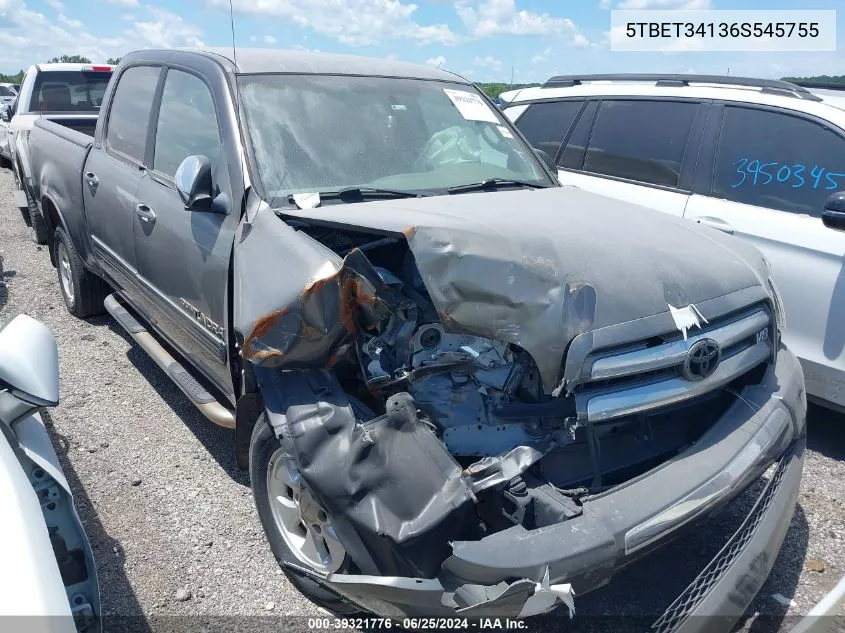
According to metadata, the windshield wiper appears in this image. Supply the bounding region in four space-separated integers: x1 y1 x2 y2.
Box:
288 187 422 206
447 178 549 194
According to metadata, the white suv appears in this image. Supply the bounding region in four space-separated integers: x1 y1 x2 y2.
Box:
503 74 845 411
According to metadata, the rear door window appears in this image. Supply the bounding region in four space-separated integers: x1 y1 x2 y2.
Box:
583 100 698 188
713 106 845 216
515 100 583 161
106 65 160 163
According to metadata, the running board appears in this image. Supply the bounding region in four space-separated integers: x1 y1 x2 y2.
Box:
104 294 236 429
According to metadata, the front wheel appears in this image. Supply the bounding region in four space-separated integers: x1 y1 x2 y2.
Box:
250 412 365 615
26 187 48 244
13 163 32 227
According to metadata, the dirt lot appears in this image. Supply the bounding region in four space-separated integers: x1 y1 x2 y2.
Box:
0 166 843 632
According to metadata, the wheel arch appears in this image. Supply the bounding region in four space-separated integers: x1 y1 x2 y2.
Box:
39 193 64 267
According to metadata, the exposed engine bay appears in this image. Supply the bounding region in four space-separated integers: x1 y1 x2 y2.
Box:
244 220 758 585
277 224 577 461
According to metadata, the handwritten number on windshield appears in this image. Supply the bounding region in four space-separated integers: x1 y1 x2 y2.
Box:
731 158 845 191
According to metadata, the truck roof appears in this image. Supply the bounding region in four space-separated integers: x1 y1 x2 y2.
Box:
126 47 467 84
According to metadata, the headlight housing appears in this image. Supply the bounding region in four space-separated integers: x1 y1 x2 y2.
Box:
767 275 786 331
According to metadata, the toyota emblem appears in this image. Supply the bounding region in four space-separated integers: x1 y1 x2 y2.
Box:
682 339 721 382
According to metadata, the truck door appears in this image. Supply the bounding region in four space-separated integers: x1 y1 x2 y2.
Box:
133 67 240 399
84 64 161 306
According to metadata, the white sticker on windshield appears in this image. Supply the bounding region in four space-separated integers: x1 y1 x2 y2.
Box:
291 192 321 209
443 88 499 123
497 125 514 139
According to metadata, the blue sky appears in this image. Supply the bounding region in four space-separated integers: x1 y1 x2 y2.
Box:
1 0 843 79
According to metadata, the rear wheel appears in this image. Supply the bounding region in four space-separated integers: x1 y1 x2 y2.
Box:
250 410 368 615
54 226 108 318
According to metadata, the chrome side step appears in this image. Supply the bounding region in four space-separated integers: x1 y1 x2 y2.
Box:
104 294 236 429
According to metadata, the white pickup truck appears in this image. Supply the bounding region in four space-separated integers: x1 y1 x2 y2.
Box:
3 63 112 244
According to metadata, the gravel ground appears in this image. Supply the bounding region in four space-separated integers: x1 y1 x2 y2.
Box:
0 166 843 632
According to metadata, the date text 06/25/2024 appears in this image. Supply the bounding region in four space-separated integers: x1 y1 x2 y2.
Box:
306 617 529 630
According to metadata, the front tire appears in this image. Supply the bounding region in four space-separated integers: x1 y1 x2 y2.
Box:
54 226 108 318
250 412 365 615
13 163 32 227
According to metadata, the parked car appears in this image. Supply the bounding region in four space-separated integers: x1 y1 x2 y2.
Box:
0 84 18 169
29 49 805 628
503 73 845 414
0 82 17 105
0 100 14 169
0 313 99 632
6 63 113 243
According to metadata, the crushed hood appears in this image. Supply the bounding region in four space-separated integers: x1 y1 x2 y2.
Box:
265 186 767 393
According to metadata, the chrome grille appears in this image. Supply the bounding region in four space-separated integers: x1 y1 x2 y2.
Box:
576 305 773 423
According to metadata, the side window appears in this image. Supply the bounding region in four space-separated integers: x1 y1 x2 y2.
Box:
559 100 598 170
106 66 160 162
153 69 222 181
583 100 698 188
713 107 845 216
515 100 583 161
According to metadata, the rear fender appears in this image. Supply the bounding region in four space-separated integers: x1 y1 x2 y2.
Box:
39 192 65 266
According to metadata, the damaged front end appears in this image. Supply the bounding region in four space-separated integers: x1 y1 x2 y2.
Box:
235 197 803 622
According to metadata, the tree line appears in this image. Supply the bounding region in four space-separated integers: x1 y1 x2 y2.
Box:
1 54 122 83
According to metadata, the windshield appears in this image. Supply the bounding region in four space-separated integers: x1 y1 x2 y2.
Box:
27 71 112 114
238 74 551 204
0 85 15 97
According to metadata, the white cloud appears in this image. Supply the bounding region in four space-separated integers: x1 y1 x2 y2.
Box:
531 47 551 64
105 0 140 6
456 0 589 46
0 2 205 71
605 0 712 8
58 13 84 29
473 55 501 70
44 0 64 10
128 7 204 48
208 0 458 46
426 55 447 68
264 35 277 44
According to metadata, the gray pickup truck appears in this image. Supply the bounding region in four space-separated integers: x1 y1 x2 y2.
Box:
29 48 806 628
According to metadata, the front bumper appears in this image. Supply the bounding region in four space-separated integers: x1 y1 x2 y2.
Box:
308 346 806 627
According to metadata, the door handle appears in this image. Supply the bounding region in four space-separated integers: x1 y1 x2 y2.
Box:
692 216 734 234
135 203 156 223
85 171 98 187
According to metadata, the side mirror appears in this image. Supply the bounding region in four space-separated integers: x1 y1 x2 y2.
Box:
0 315 59 414
175 155 213 211
1 106 10 123
534 147 557 172
822 192 845 231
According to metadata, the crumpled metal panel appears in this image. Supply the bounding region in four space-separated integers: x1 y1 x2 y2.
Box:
267 186 768 392
257 368 476 578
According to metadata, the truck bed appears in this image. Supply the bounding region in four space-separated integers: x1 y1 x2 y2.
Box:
29 118 96 261
42 116 98 138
